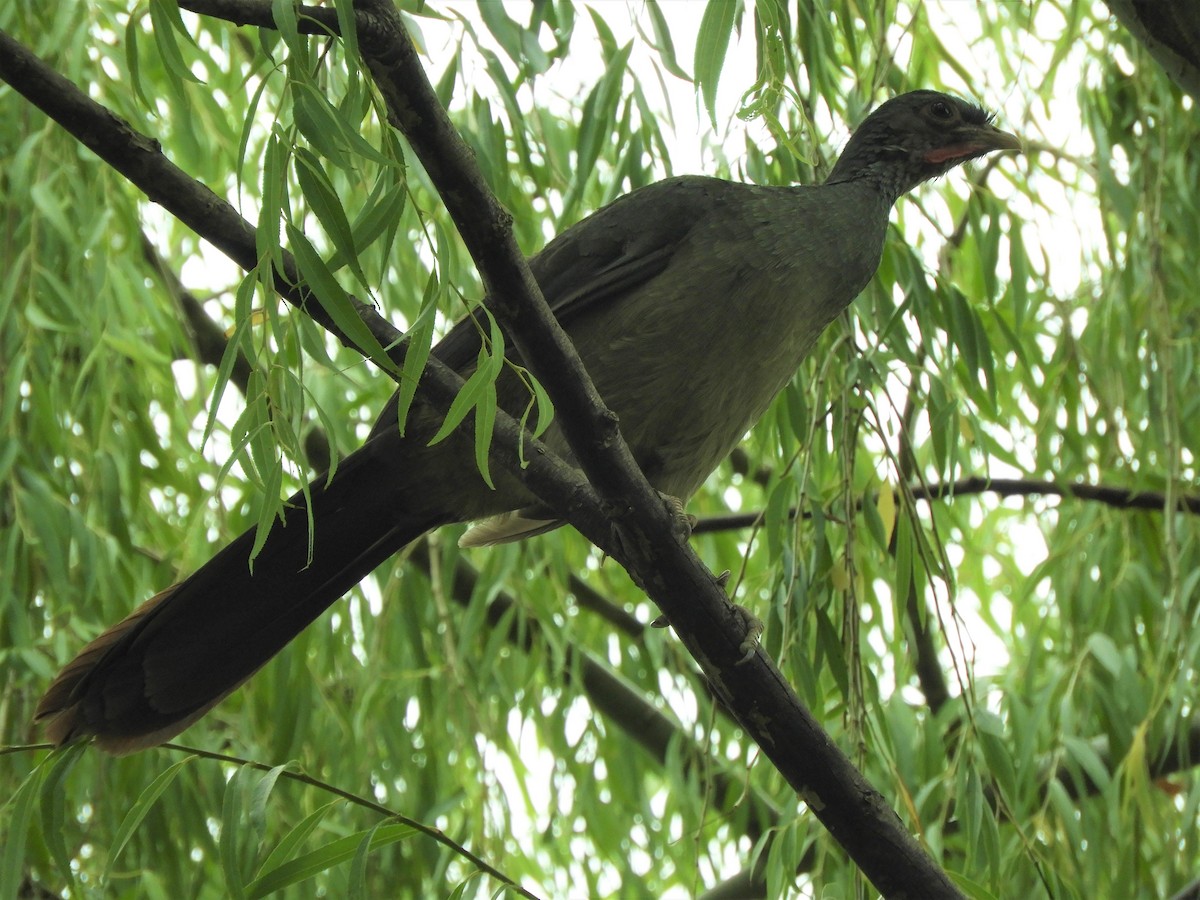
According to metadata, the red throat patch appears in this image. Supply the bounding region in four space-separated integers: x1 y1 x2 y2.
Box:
923 143 985 165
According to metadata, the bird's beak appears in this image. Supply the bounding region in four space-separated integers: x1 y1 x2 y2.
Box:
924 123 1022 165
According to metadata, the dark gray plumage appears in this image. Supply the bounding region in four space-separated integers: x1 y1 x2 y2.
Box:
37 91 1020 752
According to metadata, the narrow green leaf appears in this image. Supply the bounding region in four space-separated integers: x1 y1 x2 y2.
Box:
220 768 250 900
348 822 381 900
976 712 1017 800
1063 735 1112 794
394 282 438 435
434 49 460 106
258 133 289 269
333 0 359 59
249 764 290 839
517 368 555 468
645 0 691 80
256 801 339 879
585 6 618 59
246 823 417 899
570 42 633 210
237 66 275 200
105 757 196 884
947 871 1003 900
1 760 42 900
1008 226 1029 331
428 351 498 446
203 274 258 453
292 85 352 170
38 743 86 890
694 0 737 127
1087 633 1125 678
892 508 913 610
250 445 284 563
947 288 979 376
956 764 983 870
429 310 505 449
149 0 204 85
474 380 497 489
292 82 397 169
333 176 407 273
293 147 368 290
479 2 549 74
285 224 401 378
271 0 302 53
124 8 153 110
861 481 887 548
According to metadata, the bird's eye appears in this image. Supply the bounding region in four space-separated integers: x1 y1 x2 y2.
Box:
930 101 954 120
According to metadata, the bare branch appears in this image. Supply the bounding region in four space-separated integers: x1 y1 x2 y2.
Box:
694 474 1200 535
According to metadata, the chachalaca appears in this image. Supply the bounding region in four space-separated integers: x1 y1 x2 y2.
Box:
36 90 1021 753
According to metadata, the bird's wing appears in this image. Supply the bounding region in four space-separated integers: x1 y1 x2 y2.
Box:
368 176 731 443
430 175 732 369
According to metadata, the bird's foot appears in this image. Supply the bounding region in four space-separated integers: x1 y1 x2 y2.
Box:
658 492 696 541
648 569 760 659
731 602 764 663
714 568 763 660
650 599 762 661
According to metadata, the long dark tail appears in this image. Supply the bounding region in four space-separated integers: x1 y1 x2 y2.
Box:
35 437 449 754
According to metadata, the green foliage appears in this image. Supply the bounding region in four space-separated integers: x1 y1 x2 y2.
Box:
3 0 1200 897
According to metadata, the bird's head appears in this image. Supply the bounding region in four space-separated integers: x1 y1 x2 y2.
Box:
826 90 1021 198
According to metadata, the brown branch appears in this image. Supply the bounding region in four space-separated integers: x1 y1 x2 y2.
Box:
694 474 1200 535
179 0 340 34
891 347 951 714
939 475 1200 514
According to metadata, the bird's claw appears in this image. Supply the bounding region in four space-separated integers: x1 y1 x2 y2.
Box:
658 492 695 541
732 603 764 663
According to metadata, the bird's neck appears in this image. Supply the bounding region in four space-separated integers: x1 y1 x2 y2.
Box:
812 172 902 224
823 157 915 208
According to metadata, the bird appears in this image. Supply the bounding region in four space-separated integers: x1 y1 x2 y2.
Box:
36 90 1021 753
